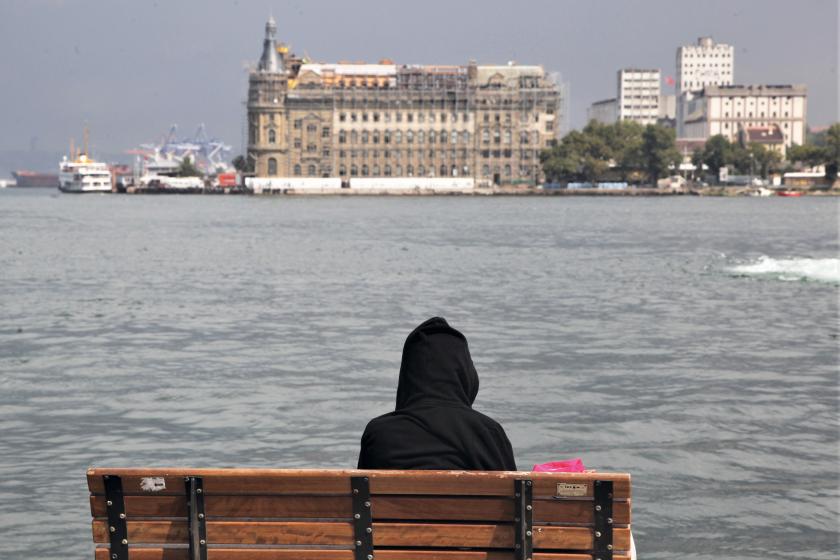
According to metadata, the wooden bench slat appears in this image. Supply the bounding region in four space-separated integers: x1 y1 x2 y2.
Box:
87 469 631 500
93 549 632 560
90 495 631 525
91 520 631 551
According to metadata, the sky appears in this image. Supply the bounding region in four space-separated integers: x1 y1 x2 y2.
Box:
0 0 837 158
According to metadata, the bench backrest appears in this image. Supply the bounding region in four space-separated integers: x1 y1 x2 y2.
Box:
87 468 631 560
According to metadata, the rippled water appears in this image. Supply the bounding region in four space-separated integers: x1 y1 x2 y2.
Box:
0 189 838 559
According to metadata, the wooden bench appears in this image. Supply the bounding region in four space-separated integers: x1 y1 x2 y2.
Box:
87 468 631 560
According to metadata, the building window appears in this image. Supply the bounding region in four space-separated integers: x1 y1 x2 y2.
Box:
482 164 490 176
441 131 448 144
351 131 359 144
418 131 425 144
407 131 414 143
482 129 490 143
268 158 278 176
429 130 436 144
373 113 380 122
293 163 301 176
440 164 447 176
407 113 414 123
373 131 380 144
322 127 330 138
396 131 403 144
418 164 426 176
294 120 302 130
268 129 276 144
384 130 391 144
407 164 414 177
462 131 470 144
307 144 317 153
504 164 512 177
362 164 369 176
307 124 317 133
307 165 316 176
373 164 380 176
351 164 358 176
339 130 347 144
340 165 347 175
384 164 392 177
362 131 369 144
339 113 347 122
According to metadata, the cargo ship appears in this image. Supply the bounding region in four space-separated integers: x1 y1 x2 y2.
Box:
11 170 59 188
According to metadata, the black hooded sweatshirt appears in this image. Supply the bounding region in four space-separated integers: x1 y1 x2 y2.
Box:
358 317 517 471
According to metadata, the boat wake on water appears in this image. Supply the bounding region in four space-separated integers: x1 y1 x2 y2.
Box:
727 256 840 284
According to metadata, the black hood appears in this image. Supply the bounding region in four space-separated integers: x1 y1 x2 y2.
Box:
395 317 479 410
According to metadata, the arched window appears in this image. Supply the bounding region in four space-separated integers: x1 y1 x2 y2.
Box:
351 165 358 176
407 164 414 177
339 130 347 144
407 131 414 144
429 130 436 144
504 164 512 177
493 130 501 144
384 130 391 144
482 164 490 176
268 158 278 176
268 129 276 144
293 163 301 176
418 131 425 144
308 165 316 177
462 131 470 144
503 130 511 144
384 164 392 177
418 164 425 176
351 131 358 143
482 129 489 143
362 164 369 176
373 131 380 144
340 165 347 175
395 131 402 144
451 165 458 177
396 164 402 176
362 131 369 144
373 164 380 176
451 131 458 144
463 165 470 175
440 131 448 144
440 164 447 176
520 131 529 144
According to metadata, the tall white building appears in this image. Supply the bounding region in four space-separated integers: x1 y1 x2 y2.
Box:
677 37 734 136
617 69 661 125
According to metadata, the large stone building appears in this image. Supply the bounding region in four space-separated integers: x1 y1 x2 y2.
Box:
681 84 807 152
246 17 564 186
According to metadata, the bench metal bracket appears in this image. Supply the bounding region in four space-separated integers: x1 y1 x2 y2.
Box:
185 476 207 560
514 479 533 560
104 475 129 560
351 476 374 560
593 480 614 560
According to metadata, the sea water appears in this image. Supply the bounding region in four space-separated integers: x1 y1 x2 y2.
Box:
0 189 837 559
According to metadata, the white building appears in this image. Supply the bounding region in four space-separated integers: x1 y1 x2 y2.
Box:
682 84 807 149
677 37 734 136
587 98 618 124
618 69 661 125
658 94 676 121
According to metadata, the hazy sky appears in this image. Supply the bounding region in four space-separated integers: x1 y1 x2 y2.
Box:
1 0 837 156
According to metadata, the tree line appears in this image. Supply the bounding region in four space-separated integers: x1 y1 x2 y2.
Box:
539 121 681 186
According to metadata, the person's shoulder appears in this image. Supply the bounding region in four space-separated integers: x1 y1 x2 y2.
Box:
469 408 509 435
361 411 399 436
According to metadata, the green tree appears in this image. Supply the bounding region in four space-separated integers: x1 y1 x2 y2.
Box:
640 125 681 185
823 123 840 183
698 135 732 178
232 154 255 173
745 143 782 178
177 156 203 177
539 127 611 183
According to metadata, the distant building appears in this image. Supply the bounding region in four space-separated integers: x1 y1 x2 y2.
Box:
682 84 807 150
617 69 661 125
587 98 617 124
246 17 564 186
658 94 676 120
677 37 735 136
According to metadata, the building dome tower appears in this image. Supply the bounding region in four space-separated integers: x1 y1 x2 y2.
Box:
247 16 289 178
258 15 283 73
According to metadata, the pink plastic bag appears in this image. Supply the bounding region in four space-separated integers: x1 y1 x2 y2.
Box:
532 458 586 473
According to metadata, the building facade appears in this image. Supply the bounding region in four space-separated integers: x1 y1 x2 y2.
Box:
587 98 617 124
617 69 661 125
676 37 734 136
682 84 807 149
246 18 564 186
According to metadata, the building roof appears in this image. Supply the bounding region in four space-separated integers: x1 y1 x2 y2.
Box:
741 125 784 144
702 84 807 96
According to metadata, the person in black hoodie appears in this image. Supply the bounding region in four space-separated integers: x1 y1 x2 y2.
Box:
358 317 517 471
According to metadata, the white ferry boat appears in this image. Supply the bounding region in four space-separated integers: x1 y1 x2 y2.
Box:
59 154 112 193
